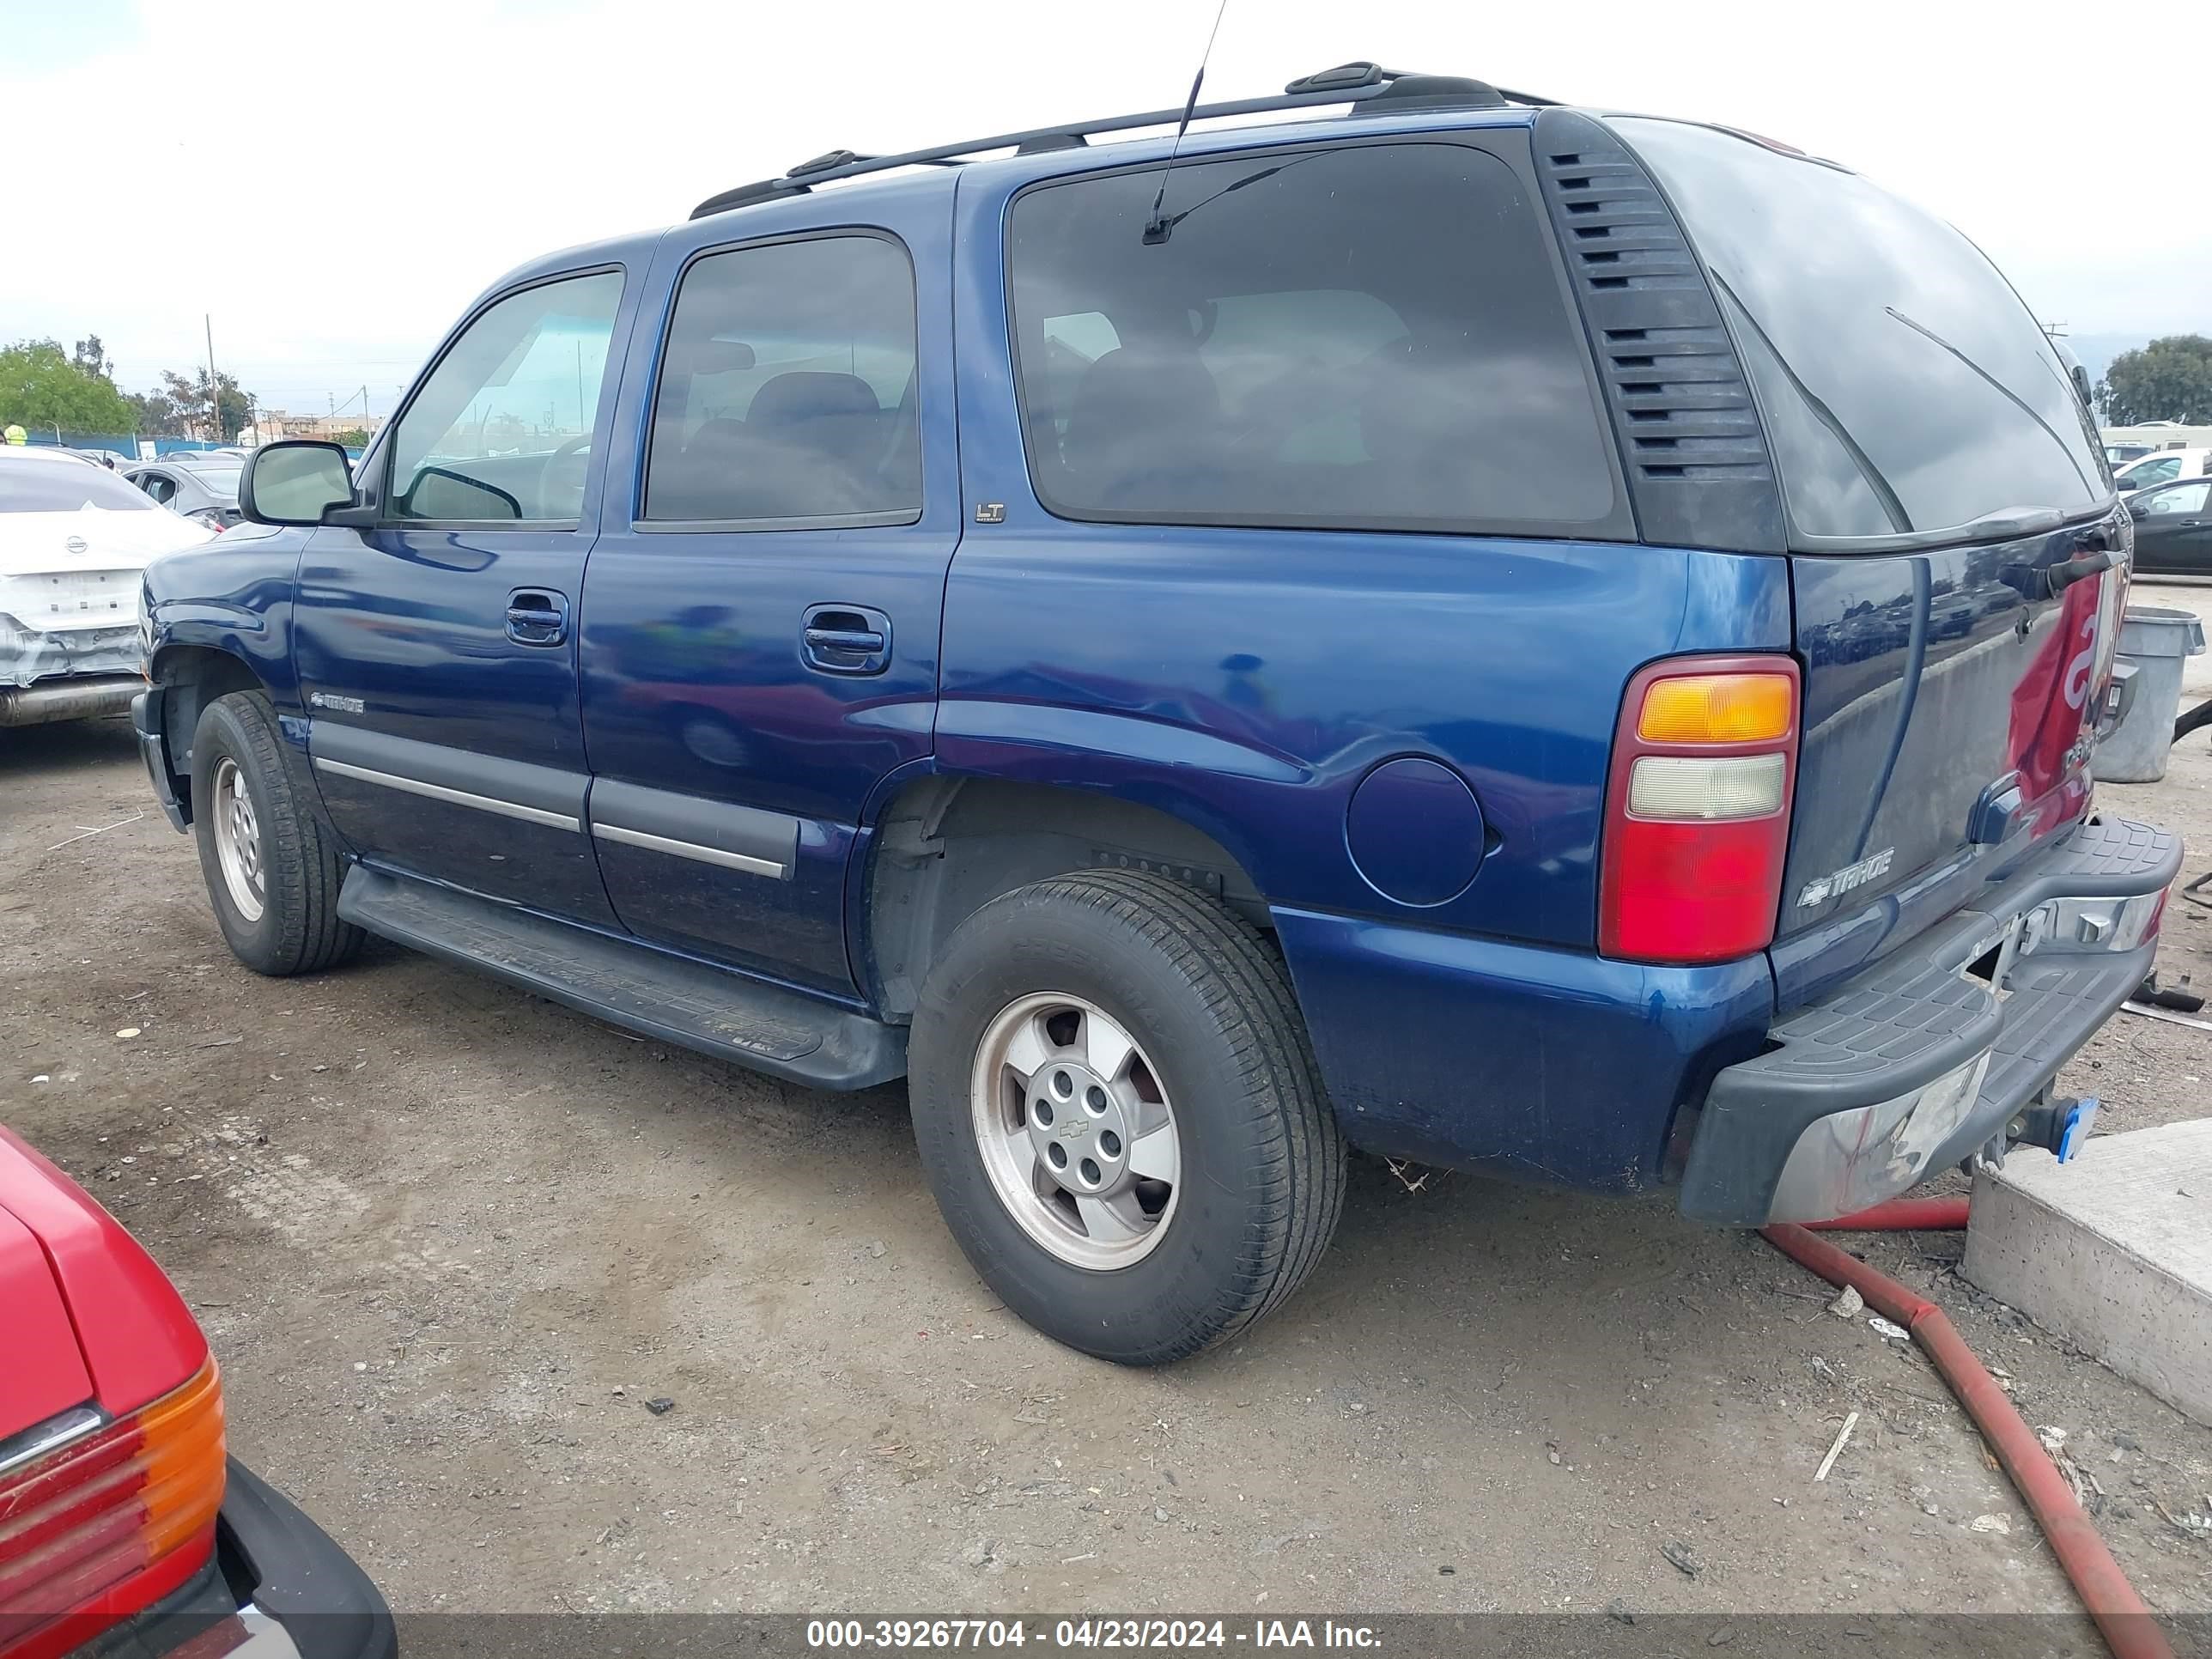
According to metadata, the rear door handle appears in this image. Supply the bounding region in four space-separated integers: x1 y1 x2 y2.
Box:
506 588 569 646
801 605 891 675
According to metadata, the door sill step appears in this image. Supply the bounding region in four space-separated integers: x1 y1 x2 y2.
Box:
337 865 905 1089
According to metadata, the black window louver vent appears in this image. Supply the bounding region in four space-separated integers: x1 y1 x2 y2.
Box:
1532 111 1786 553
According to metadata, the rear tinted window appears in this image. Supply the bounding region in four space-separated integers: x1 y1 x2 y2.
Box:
643 234 921 524
1617 119 2106 542
0 459 157 514
1006 142 1619 536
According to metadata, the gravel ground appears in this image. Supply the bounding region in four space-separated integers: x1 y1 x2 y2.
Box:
3 619 2211 1624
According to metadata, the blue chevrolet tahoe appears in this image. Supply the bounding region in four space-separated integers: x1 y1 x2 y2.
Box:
131 64 2179 1364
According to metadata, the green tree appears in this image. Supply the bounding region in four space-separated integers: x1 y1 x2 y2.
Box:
126 387 183 436
157 367 252 441
332 427 370 447
0 337 138 435
2099 335 2212 425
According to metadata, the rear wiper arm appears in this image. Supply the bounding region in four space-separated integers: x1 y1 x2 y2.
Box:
1884 307 2099 499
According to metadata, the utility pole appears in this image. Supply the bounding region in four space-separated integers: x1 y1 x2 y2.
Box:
204 314 221 442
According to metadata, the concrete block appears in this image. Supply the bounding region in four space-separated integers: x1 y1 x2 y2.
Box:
1960 1119 2212 1427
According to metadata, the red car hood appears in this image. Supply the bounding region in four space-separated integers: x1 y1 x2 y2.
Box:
0 1127 206 1440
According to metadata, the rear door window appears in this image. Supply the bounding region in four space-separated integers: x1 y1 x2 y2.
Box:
1616 118 2106 544
1006 141 1621 537
641 234 921 526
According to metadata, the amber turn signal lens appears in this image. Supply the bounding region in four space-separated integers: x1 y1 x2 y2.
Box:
135 1359 225 1559
1637 673 1794 744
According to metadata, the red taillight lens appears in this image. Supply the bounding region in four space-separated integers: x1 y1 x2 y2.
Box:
0 1361 225 1659
1600 656 1801 964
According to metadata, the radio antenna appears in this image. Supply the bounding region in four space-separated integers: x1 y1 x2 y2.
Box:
1141 0 1230 246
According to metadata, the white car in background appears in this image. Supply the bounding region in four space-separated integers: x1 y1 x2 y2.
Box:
0 447 212 728
2113 447 2212 493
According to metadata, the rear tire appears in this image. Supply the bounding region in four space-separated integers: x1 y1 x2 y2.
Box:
191 690 362 976
908 869 1345 1364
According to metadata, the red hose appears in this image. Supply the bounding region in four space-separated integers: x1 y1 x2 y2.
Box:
1802 1195 1971 1231
1761 1223 2171 1659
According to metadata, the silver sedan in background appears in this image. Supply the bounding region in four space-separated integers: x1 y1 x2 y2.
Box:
125 452 245 530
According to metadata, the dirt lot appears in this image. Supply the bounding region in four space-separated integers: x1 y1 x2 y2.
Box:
5 606 2212 1625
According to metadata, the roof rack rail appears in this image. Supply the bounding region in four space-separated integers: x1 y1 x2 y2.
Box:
689 62 1550 220
787 148 866 178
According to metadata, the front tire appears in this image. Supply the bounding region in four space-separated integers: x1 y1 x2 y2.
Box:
908 870 1345 1364
191 690 362 976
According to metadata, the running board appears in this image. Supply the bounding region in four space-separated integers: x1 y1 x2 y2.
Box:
336 866 905 1090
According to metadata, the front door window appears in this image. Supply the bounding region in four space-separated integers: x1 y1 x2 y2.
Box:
386 270 624 525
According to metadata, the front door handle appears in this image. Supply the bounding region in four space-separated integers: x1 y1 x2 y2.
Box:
507 588 569 646
801 604 891 675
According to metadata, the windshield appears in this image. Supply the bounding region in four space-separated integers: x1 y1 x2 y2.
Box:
0 459 160 514
1617 119 2108 543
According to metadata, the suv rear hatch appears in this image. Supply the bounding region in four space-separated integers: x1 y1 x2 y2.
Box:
1617 118 2124 1000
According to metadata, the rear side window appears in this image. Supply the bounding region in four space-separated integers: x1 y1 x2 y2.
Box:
1617 119 2106 543
1006 142 1619 536
642 234 921 526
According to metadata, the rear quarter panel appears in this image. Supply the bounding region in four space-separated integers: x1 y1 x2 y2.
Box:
941 132 1795 950
937 137 1793 1189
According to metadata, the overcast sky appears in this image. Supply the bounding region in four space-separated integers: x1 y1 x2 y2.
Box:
4 0 2203 420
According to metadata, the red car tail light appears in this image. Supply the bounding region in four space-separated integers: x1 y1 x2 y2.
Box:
1600 656 1801 964
0 1360 225 1659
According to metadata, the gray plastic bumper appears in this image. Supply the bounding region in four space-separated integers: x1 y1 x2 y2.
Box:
1680 817 2179 1225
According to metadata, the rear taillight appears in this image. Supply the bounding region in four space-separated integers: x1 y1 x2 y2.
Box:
1600 657 1801 964
0 1361 225 1659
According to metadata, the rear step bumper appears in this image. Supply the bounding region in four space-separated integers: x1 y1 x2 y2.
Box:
1680 816 2179 1225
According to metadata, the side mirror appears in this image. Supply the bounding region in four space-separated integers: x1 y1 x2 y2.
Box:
240 441 356 526
400 465 523 522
